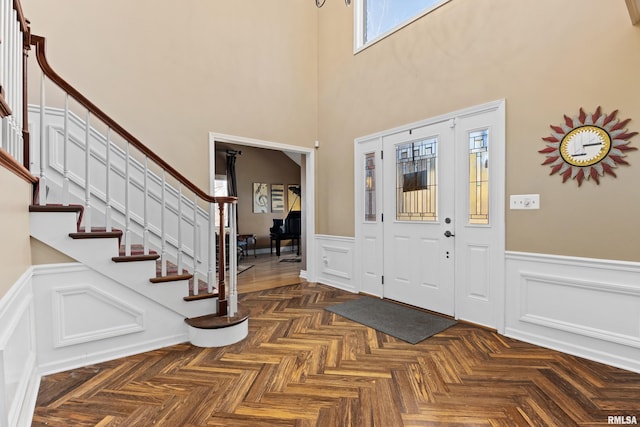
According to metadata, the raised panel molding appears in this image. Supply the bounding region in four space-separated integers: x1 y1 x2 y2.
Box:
315 235 355 292
519 271 640 348
465 244 489 300
53 285 145 348
506 251 640 374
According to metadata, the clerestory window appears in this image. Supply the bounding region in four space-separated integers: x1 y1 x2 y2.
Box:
355 0 452 51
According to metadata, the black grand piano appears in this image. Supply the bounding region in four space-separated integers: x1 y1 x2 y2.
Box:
270 210 301 257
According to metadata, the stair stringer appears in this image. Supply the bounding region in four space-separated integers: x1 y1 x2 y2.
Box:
30 210 218 319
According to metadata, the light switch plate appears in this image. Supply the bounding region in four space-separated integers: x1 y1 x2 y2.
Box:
510 194 540 210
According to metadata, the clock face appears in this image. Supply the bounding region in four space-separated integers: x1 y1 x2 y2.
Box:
540 107 637 186
560 125 611 167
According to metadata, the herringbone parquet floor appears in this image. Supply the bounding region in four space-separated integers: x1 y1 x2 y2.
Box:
32 282 640 426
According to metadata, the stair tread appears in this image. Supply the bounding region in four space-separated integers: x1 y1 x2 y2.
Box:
29 204 84 213
149 273 193 283
118 245 159 257
183 291 218 302
112 254 160 262
69 229 123 239
30 204 85 228
184 309 249 329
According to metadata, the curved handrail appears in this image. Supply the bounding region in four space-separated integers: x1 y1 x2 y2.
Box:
29 34 235 206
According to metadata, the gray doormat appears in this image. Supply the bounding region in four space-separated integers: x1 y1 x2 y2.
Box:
326 297 456 344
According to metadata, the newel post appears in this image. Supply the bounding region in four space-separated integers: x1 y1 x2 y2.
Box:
215 196 237 316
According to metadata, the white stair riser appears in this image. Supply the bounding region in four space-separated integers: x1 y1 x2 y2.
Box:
187 319 248 348
29 210 78 236
31 212 118 262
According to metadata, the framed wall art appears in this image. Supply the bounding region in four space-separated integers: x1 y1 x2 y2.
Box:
271 184 285 212
253 182 269 213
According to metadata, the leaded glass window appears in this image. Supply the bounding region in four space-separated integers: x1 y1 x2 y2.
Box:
364 152 376 221
469 129 489 224
396 138 437 221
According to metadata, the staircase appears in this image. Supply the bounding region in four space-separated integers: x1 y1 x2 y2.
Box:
24 34 248 347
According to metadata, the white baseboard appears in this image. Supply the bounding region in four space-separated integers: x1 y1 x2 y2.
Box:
506 251 640 374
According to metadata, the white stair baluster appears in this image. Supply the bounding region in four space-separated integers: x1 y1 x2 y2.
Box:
105 127 112 232
192 194 199 295
62 94 70 205
2 4 7 155
207 202 214 294
124 142 131 255
7 10 13 157
7 10 13 156
11 11 17 158
143 156 149 255
161 170 167 276
177 184 183 274
38 73 46 205
83 110 91 232
0 2 5 90
228 202 238 316
16 14 22 165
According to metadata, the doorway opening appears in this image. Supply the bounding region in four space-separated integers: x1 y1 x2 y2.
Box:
209 132 316 283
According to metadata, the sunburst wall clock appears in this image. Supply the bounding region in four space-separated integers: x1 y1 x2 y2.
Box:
539 107 638 186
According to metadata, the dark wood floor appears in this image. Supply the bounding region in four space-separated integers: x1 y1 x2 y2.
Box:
32 259 640 426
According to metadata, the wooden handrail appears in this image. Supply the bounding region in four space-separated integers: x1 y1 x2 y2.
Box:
29 34 234 206
0 147 37 183
0 86 11 117
12 0 28 33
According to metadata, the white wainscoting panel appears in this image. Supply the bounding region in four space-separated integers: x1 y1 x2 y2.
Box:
32 263 189 376
315 235 356 293
0 268 38 427
506 252 640 373
53 286 145 348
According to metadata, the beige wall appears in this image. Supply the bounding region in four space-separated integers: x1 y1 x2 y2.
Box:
317 0 640 261
23 0 318 192
215 145 301 250
0 167 32 297
23 0 317 264
30 238 75 264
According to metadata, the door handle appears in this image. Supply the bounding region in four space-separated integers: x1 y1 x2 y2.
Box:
444 230 455 238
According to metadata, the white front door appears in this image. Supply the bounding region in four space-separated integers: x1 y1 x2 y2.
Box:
355 100 505 330
383 120 456 315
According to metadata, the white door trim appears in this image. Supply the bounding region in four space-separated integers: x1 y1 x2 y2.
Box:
208 132 317 282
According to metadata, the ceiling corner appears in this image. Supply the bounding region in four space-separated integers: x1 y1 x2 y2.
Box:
626 0 640 25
